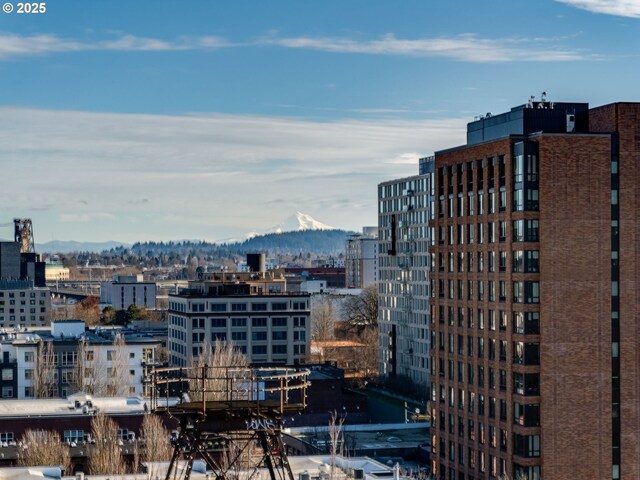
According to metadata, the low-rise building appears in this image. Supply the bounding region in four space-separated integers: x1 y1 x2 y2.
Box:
0 320 159 399
100 274 157 310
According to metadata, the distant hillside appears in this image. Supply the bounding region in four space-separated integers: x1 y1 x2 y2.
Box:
232 229 352 255
126 229 354 257
38 240 131 254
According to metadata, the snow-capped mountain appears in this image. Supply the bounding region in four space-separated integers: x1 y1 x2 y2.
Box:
239 212 334 241
271 211 335 233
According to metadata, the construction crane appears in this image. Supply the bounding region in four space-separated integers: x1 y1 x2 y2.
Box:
13 218 35 253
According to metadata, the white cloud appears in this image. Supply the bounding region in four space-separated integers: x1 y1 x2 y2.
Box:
386 153 423 165
0 31 594 63
555 0 640 18
0 108 467 242
0 33 230 59
59 213 116 223
262 33 592 63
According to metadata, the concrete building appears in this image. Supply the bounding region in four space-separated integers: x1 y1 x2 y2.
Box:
0 280 50 328
377 159 434 389
429 100 640 480
100 274 157 310
168 271 310 366
345 227 378 288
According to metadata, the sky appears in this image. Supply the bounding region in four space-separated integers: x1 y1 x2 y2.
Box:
0 0 639 244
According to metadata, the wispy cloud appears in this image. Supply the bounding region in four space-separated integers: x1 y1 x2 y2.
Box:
0 33 230 59
0 31 595 63
0 107 467 241
555 0 640 18
262 33 593 63
60 213 116 223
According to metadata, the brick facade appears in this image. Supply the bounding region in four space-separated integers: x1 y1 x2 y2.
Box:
430 102 640 480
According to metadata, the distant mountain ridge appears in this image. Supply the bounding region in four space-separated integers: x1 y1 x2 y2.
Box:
126 229 354 257
37 240 131 254
36 212 352 256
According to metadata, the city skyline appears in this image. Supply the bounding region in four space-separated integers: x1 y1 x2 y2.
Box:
1 0 639 243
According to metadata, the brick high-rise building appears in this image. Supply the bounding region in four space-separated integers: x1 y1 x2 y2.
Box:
430 100 640 480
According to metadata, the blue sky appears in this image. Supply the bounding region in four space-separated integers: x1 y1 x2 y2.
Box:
0 0 639 243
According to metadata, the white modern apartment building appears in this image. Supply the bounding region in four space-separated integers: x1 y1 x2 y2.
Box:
168 271 310 366
0 320 159 399
100 274 157 310
377 157 434 389
0 280 50 328
345 227 378 289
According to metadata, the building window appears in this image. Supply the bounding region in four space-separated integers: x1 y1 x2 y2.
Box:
252 331 267 341
231 318 247 327
24 352 34 363
513 342 539 365
513 434 541 458
272 331 287 341
192 318 205 329
211 318 227 328
212 332 227 341
272 345 287 355
271 317 287 327
231 331 247 341
252 345 267 355
252 317 267 327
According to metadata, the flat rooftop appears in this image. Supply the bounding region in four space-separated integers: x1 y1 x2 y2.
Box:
0 394 149 418
285 423 430 451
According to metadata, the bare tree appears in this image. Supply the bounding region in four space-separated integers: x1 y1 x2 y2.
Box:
190 339 248 401
342 284 378 333
33 340 56 398
69 337 88 394
88 412 126 475
311 296 336 341
328 411 345 480
107 332 131 397
81 339 109 396
72 334 131 397
140 414 173 464
352 327 379 383
155 344 169 364
18 430 71 473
